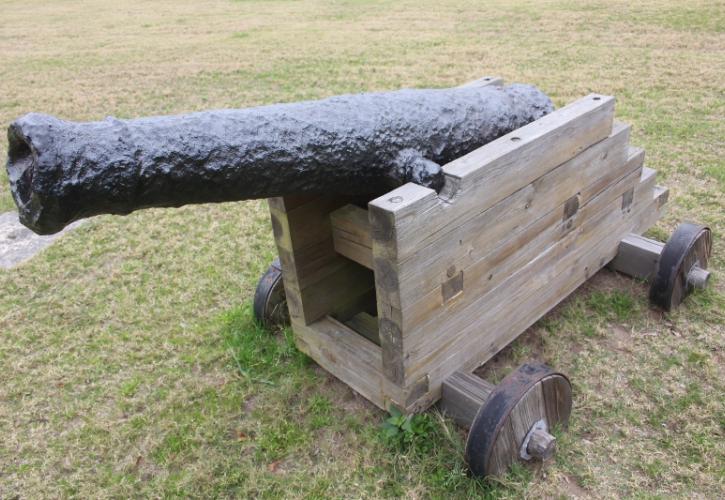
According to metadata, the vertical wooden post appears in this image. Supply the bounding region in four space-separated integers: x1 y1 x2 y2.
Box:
369 183 438 398
268 195 375 325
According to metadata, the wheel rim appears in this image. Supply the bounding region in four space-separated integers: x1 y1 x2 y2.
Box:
465 363 572 477
650 222 712 311
253 258 290 328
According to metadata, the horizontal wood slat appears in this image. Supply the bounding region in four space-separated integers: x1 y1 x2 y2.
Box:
330 204 373 269
609 233 664 280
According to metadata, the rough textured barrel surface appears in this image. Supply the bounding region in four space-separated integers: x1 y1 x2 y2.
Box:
6 84 553 234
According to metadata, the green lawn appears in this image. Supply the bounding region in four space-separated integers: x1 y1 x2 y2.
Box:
0 0 723 497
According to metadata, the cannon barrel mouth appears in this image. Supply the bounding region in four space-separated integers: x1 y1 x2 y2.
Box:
5 121 64 235
7 123 37 210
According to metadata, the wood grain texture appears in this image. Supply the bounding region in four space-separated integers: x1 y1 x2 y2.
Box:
344 311 380 345
403 167 666 410
395 126 640 335
370 94 616 263
292 316 391 409
440 371 495 428
541 374 573 428
369 183 441 386
442 94 615 197
330 204 373 268
405 159 646 375
609 233 664 280
269 196 376 324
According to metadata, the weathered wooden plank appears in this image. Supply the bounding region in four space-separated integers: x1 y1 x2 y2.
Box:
332 238 374 269
369 183 441 386
401 150 644 340
402 171 663 407
393 123 636 322
330 205 372 247
638 166 657 200
443 94 615 197
440 371 495 428
269 196 376 324
330 204 373 269
344 311 380 345
292 316 389 409
414 162 654 358
630 184 668 236
609 233 664 281
270 198 346 292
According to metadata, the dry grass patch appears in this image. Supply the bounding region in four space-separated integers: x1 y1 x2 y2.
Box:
0 0 723 497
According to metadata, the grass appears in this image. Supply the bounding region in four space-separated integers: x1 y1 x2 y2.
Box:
0 0 723 497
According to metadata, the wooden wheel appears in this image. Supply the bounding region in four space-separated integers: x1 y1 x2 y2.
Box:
649 222 712 311
253 258 290 329
465 363 572 478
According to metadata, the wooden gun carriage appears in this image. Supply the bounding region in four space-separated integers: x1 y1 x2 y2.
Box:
254 77 712 477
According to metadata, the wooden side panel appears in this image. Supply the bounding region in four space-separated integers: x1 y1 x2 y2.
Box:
405 163 645 375
394 124 638 330
366 98 618 400
402 168 664 411
371 94 616 263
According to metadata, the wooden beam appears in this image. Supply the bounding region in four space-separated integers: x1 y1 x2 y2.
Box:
330 204 373 269
369 183 439 386
269 196 376 324
609 233 664 281
344 312 380 346
393 123 636 324
440 371 495 428
292 316 389 409
441 94 615 198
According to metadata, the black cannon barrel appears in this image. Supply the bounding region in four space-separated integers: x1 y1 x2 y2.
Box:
6 83 553 235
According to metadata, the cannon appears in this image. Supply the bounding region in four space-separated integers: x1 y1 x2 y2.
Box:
6 75 713 480
6 82 552 235
250 77 713 478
